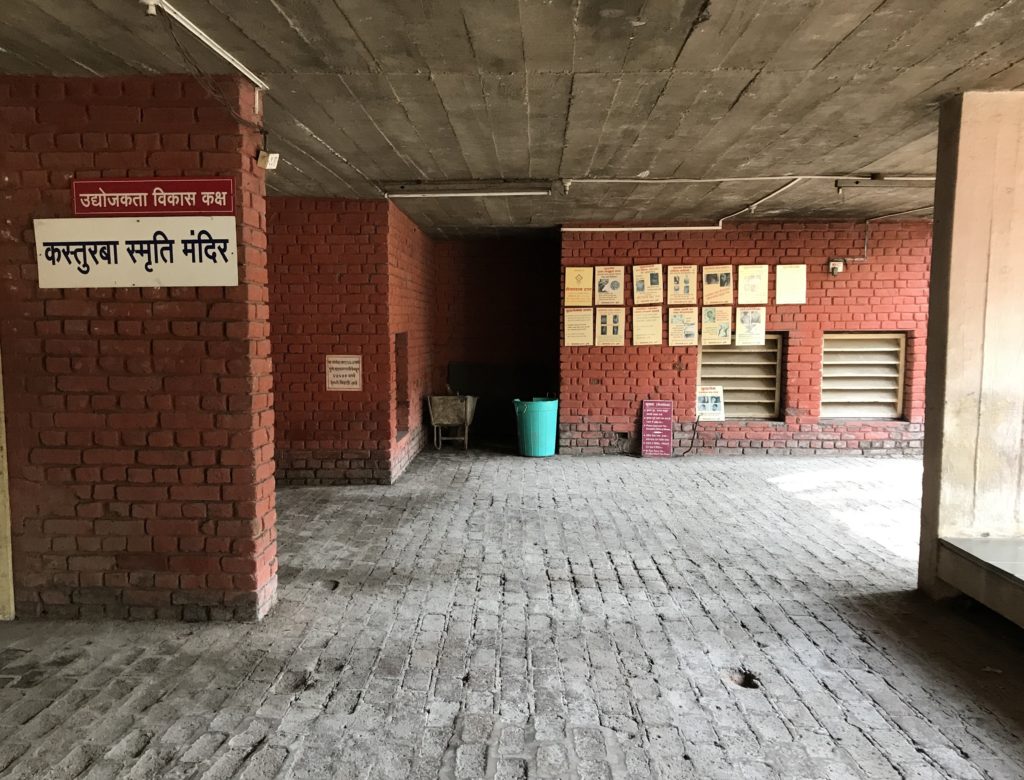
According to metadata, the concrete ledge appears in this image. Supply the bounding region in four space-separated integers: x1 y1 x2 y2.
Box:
938 538 1024 629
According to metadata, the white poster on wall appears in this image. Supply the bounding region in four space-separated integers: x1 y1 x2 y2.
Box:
34 215 238 288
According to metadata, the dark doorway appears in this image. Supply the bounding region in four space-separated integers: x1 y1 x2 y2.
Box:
434 232 560 450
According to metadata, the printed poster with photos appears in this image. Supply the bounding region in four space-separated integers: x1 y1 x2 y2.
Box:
776 263 807 304
633 264 663 305
595 307 624 346
702 264 733 305
738 265 769 305
701 306 732 345
696 384 726 421
735 306 767 346
564 307 594 345
632 306 663 345
564 267 593 307
595 266 625 305
667 264 697 305
668 307 698 347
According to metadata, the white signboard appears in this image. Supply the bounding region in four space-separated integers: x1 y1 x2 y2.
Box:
326 355 362 391
34 216 238 288
696 384 725 421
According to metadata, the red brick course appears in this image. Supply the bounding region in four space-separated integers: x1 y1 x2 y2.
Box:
267 200 435 484
387 204 435 479
267 198 392 484
560 222 931 455
0 75 276 620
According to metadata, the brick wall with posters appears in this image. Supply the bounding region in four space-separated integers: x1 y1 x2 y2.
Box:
560 222 931 455
386 204 435 479
266 198 392 485
0 75 277 620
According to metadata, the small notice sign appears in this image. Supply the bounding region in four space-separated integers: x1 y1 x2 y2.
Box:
72 177 234 216
326 355 362 391
696 385 725 421
641 399 674 457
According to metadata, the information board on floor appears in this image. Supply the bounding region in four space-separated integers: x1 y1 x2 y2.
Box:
642 399 674 457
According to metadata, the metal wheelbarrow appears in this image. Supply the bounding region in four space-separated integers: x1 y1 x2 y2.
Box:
428 395 479 450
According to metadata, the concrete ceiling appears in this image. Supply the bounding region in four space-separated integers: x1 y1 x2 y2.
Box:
3 0 1024 236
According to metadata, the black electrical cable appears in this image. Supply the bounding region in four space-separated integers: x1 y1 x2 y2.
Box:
681 416 701 456
160 9 266 140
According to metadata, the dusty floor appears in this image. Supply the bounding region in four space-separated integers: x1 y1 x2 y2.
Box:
1 453 1024 779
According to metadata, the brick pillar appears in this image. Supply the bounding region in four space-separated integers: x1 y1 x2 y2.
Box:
0 75 276 620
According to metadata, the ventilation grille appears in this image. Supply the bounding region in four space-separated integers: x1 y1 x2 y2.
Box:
699 335 782 419
821 333 905 419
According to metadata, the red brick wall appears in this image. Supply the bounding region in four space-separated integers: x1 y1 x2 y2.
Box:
386 204 434 479
560 222 931 455
0 75 276 619
267 198 392 484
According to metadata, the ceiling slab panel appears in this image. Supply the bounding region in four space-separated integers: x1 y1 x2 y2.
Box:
3 0 1022 234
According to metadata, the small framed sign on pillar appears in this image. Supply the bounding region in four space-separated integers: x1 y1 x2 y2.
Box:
326 355 362 391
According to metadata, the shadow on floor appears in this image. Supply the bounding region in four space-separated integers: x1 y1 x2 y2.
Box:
838 587 1024 735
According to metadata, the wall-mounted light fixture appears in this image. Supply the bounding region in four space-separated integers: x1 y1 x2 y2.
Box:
828 260 846 277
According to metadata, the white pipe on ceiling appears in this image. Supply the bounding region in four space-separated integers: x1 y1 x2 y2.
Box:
141 0 270 92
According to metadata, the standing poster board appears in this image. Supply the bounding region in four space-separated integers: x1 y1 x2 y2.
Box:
641 399 674 457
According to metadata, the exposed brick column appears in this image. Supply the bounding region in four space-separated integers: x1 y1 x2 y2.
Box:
0 75 276 620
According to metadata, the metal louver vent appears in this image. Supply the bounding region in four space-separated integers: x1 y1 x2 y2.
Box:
821 333 906 419
699 335 782 419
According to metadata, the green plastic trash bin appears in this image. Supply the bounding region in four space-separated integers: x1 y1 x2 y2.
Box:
514 398 558 457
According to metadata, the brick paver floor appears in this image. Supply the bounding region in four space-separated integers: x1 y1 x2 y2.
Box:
2 453 1024 779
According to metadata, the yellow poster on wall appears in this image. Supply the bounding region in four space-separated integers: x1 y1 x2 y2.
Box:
668 307 698 346
564 267 593 307
633 264 663 305
595 307 624 346
735 306 766 346
738 265 769 305
776 264 807 304
595 266 625 305
667 265 697 305
564 308 594 345
632 306 663 345
703 265 733 305
701 306 732 345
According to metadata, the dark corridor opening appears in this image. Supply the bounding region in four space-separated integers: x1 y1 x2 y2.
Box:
437 232 560 450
